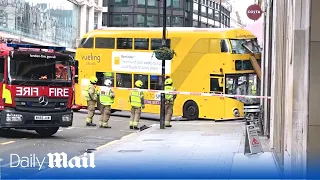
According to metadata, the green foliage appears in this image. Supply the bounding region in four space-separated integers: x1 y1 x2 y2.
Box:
153 47 176 60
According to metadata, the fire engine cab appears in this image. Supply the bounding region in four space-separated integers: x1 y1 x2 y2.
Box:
0 42 74 137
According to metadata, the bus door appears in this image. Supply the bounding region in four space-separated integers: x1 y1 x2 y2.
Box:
203 74 225 119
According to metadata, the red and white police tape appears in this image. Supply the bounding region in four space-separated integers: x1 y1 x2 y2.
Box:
112 87 271 99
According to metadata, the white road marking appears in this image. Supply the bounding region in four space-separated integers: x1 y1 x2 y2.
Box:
0 141 15 145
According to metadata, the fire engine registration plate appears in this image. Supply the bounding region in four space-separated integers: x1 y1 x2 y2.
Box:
34 116 52 120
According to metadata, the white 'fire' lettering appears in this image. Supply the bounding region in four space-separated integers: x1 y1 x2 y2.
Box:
16 87 39 96
49 88 69 97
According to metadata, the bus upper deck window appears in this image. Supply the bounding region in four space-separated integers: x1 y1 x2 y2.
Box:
151 39 171 50
220 40 229 52
134 38 149 50
95 38 115 49
78 38 94 48
117 38 133 49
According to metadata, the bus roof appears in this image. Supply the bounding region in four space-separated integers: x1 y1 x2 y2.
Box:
83 27 256 39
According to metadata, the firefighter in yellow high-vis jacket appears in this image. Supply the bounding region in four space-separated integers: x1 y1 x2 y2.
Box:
129 80 145 130
85 76 98 126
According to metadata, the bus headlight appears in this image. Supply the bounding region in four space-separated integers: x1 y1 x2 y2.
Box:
233 108 240 117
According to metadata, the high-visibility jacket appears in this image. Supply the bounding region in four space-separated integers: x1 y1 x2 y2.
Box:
251 86 257 95
165 85 175 102
99 86 114 106
130 89 143 107
85 84 98 101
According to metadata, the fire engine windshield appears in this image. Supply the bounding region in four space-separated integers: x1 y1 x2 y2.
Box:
8 53 71 85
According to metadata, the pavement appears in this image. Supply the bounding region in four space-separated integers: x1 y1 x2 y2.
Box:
7 120 280 179
0 110 156 179
0 111 281 179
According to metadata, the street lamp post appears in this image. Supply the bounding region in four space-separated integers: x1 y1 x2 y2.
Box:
157 0 167 129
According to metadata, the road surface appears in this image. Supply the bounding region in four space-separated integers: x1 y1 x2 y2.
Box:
0 110 156 169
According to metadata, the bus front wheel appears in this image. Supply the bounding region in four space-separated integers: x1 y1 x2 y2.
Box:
183 101 199 120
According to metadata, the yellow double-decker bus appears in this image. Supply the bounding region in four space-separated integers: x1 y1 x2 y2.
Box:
72 27 261 120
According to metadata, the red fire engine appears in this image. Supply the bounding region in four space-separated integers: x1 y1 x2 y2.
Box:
0 42 74 137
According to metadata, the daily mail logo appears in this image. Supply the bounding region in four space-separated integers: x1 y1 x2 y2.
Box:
10 152 95 170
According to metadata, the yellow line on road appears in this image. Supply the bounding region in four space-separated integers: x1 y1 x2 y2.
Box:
1 141 15 145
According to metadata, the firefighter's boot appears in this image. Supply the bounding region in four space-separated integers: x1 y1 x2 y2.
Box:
133 121 139 130
100 122 111 129
86 118 96 126
129 121 134 129
165 121 172 127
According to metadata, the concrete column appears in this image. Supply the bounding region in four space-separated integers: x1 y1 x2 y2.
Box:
283 0 310 177
307 0 320 175
97 11 103 29
268 0 311 177
88 7 95 31
79 5 87 38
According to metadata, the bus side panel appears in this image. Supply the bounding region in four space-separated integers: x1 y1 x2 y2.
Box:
112 89 131 111
199 96 225 119
219 98 245 121
172 95 225 120
142 91 160 114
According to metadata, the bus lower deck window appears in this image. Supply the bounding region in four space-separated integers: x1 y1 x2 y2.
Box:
134 74 148 89
116 73 132 88
150 75 170 90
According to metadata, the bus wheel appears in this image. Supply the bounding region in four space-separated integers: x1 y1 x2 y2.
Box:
183 101 199 120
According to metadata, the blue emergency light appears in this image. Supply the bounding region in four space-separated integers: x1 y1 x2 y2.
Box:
6 43 66 51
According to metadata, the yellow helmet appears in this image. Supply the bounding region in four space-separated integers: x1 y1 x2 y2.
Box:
135 80 143 88
164 78 173 85
90 76 98 84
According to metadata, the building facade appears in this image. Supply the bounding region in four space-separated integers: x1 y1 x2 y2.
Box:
0 0 103 51
261 0 320 177
102 0 231 28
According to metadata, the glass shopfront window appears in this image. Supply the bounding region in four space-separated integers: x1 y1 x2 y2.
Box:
0 0 79 48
